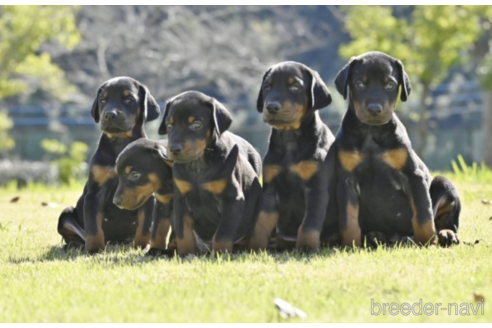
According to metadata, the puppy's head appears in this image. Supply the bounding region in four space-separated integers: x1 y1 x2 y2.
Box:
158 91 232 163
334 51 411 126
256 61 332 130
113 139 172 210
91 77 160 136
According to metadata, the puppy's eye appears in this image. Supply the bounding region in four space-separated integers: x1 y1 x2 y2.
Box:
289 84 301 92
263 85 271 93
128 171 141 181
355 81 365 90
190 121 203 130
124 97 135 104
166 122 173 130
385 81 397 91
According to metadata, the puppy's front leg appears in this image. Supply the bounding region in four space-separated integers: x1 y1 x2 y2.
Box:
249 183 278 250
213 188 246 253
173 194 196 256
84 183 105 254
148 194 173 256
134 196 154 249
338 175 362 247
408 170 437 245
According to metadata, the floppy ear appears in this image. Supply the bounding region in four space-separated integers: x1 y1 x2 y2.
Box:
157 100 172 135
152 142 173 167
256 67 272 113
209 98 233 137
91 83 105 123
334 57 357 100
308 68 332 110
395 60 412 102
138 84 161 122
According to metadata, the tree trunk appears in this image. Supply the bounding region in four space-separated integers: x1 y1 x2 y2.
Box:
482 91 492 167
415 83 431 157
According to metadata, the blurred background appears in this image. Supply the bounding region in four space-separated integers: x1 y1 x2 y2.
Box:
1 5 492 186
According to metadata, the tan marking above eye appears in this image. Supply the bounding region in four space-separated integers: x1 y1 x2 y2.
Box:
202 179 227 194
264 165 282 183
92 165 117 185
188 116 195 123
170 116 174 124
288 77 295 84
338 151 363 172
125 166 132 175
384 76 389 83
289 160 318 181
123 90 130 97
362 75 368 83
174 178 192 195
380 148 408 170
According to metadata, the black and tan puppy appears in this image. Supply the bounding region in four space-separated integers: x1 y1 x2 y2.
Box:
57 77 161 253
113 139 175 256
158 91 262 256
249 61 336 251
332 51 460 247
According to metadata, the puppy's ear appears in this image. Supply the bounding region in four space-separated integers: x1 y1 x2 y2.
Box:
208 98 233 137
334 57 357 100
256 67 272 113
91 83 105 123
157 100 172 135
138 84 161 122
308 68 332 110
396 60 412 102
152 142 173 167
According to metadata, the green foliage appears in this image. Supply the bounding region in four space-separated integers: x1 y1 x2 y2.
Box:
449 154 492 183
0 111 14 152
0 5 80 100
340 6 487 87
41 139 88 185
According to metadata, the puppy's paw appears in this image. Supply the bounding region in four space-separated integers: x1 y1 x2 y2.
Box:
146 247 174 257
365 231 387 247
438 230 459 247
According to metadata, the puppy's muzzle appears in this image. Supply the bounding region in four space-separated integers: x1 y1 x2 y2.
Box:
266 101 281 114
367 103 383 116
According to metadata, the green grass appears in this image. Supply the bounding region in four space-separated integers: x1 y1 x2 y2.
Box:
0 173 491 323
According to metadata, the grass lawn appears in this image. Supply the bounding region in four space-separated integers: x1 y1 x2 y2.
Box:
0 172 491 323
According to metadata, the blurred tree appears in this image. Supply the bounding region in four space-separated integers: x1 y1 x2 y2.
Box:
0 111 15 155
41 138 88 185
0 5 80 101
340 6 488 156
48 6 341 107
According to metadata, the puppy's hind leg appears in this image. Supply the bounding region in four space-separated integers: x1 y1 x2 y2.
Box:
58 206 85 249
430 176 461 247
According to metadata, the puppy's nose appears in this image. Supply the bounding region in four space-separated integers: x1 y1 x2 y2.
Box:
367 104 383 115
113 195 122 206
170 144 183 156
266 102 281 114
104 110 118 120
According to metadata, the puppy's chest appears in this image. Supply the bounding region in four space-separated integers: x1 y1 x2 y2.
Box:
173 165 228 202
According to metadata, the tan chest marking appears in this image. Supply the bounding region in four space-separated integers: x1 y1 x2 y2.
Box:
202 179 227 194
380 148 408 170
264 165 282 183
174 178 192 195
92 165 117 185
338 151 363 172
156 193 173 204
289 160 318 181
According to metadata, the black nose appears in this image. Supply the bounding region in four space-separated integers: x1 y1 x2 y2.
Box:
367 104 383 115
266 102 281 114
170 144 182 156
113 195 122 206
104 110 118 120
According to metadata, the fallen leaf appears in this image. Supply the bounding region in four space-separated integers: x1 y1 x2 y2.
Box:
10 196 20 203
474 293 485 302
482 199 492 205
41 202 58 208
274 297 307 320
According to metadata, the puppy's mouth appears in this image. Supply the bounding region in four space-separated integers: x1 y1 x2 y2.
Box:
114 194 149 211
169 151 204 163
354 103 393 126
100 120 135 134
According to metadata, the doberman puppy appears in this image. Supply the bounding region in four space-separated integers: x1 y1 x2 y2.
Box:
332 51 460 247
57 77 161 254
113 139 175 256
249 61 336 251
158 91 262 256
